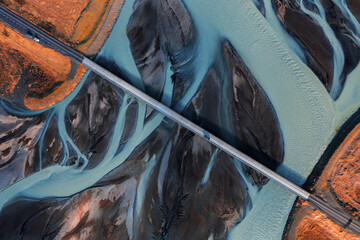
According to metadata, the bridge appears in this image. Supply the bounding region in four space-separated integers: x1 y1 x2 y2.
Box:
0 3 359 235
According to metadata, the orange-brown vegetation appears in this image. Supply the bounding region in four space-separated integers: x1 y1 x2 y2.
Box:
285 124 360 239
0 21 86 110
0 0 124 55
328 124 360 219
23 66 87 110
284 199 360 240
293 204 360 240
0 0 125 110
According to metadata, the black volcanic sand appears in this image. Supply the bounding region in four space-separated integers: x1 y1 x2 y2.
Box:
127 0 284 184
274 0 360 97
0 50 283 239
0 0 286 239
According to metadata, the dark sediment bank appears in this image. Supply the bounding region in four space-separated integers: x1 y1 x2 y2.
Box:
274 0 360 98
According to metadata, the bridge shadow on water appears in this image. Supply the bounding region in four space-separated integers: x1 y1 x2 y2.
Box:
94 56 291 185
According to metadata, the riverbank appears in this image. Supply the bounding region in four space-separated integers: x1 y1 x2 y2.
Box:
0 0 124 110
0 0 124 55
348 0 360 22
0 21 87 110
283 108 360 239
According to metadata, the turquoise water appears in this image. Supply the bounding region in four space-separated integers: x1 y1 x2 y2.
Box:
98 0 142 90
99 0 360 237
297 0 345 99
178 0 360 239
262 0 306 62
0 91 165 209
1 0 360 239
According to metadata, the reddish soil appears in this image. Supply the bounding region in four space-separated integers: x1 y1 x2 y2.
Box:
328 125 360 218
284 124 360 239
285 200 360 240
0 0 124 55
0 21 87 110
0 0 124 110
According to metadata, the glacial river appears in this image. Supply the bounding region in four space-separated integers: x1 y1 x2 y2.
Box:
1 0 360 239
100 1 360 237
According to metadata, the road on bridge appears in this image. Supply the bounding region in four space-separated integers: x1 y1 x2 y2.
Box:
0 3 359 235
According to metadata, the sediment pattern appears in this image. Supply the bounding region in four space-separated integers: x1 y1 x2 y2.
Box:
1 0 360 239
